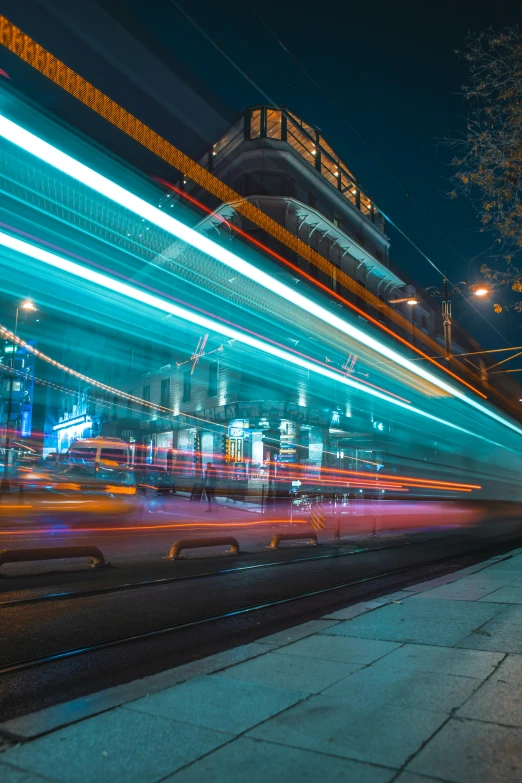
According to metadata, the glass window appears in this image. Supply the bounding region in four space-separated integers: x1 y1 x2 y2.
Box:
340 172 358 207
250 109 261 139
100 448 128 464
321 156 339 187
266 110 281 139
160 378 171 408
183 369 191 403
68 447 97 463
208 361 218 397
287 125 316 166
143 384 150 402
360 194 372 216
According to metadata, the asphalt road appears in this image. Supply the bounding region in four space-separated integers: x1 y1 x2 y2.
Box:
0 512 521 723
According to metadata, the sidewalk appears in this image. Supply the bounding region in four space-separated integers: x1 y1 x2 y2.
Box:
3 548 522 782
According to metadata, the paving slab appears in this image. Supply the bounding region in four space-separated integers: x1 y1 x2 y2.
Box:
0 642 271 741
165 737 396 782
408 716 522 782
410 583 499 601
457 679 522 727
321 663 480 714
247 694 447 768
124 674 306 735
359 643 504 679
457 608 522 653
479 586 522 604
1 708 233 783
321 600 502 646
276 634 401 665
322 601 389 621
481 558 522 571
254 619 339 647
0 764 59 783
215 650 361 693
405 574 462 592
491 653 522 683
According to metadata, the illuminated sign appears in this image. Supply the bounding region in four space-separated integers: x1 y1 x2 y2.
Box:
53 414 90 432
229 427 243 438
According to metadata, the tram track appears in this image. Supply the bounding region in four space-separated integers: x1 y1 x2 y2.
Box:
0 539 412 610
0 535 516 678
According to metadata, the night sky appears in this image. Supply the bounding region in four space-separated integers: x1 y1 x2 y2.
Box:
131 0 522 348
3 0 522 349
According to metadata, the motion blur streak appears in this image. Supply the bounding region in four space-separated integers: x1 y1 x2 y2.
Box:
0 229 501 445
0 114 520 437
156 177 486 400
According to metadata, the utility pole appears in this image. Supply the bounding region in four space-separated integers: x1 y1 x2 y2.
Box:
442 277 452 361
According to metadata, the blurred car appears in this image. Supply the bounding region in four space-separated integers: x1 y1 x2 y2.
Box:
133 465 176 496
0 463 137 522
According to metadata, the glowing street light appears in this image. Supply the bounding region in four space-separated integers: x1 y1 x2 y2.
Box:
389 297 418 305
1 298 38 492
473 287 489 298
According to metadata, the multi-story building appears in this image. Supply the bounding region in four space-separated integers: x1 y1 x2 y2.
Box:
121 104 522 483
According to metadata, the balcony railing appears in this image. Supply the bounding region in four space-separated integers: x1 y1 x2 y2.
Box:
204 106 384 232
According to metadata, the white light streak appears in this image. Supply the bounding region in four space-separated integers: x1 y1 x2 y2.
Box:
0 113 520 437
0 229 511 448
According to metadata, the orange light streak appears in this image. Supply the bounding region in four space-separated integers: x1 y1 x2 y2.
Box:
156 178 487 400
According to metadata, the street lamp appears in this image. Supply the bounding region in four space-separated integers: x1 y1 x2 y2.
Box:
1 299 37 493
425 279 489 361
389 297 418 305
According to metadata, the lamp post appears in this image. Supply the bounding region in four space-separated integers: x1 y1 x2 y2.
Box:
1 299 37 493
425 279 489 361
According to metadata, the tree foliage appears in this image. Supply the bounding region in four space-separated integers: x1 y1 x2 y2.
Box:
451 25 522 310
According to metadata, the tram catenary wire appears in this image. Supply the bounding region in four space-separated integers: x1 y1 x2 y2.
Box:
0 537 517 677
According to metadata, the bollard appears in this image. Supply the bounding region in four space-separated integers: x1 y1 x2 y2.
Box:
268 532 318 550
0 546 106 570
167 536 240 560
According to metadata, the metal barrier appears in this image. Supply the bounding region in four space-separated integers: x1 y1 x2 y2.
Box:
0 546 106 569
167 536 240 560
268 532 318 549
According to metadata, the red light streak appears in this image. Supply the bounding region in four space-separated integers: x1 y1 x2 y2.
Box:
0 222 409 405
154 177 487 400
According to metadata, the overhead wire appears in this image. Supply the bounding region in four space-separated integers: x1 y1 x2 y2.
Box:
171 0 514 351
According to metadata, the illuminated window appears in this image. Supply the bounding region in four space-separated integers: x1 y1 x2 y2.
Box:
287 125 316 166
266 110 282 138
321 156 339 187
250 110 261 139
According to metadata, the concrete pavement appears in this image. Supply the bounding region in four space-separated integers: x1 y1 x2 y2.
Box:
3 547 522 781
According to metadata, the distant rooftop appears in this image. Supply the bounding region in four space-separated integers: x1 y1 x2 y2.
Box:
201 105 384 232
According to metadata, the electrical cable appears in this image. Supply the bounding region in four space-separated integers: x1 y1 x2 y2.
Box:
171 1 515 350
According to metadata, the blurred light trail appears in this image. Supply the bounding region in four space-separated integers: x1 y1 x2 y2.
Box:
0 220 413 406
0 324 171 415
294 465 481 490
155 177 486 400
1 114 518 438
0 228 512 448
